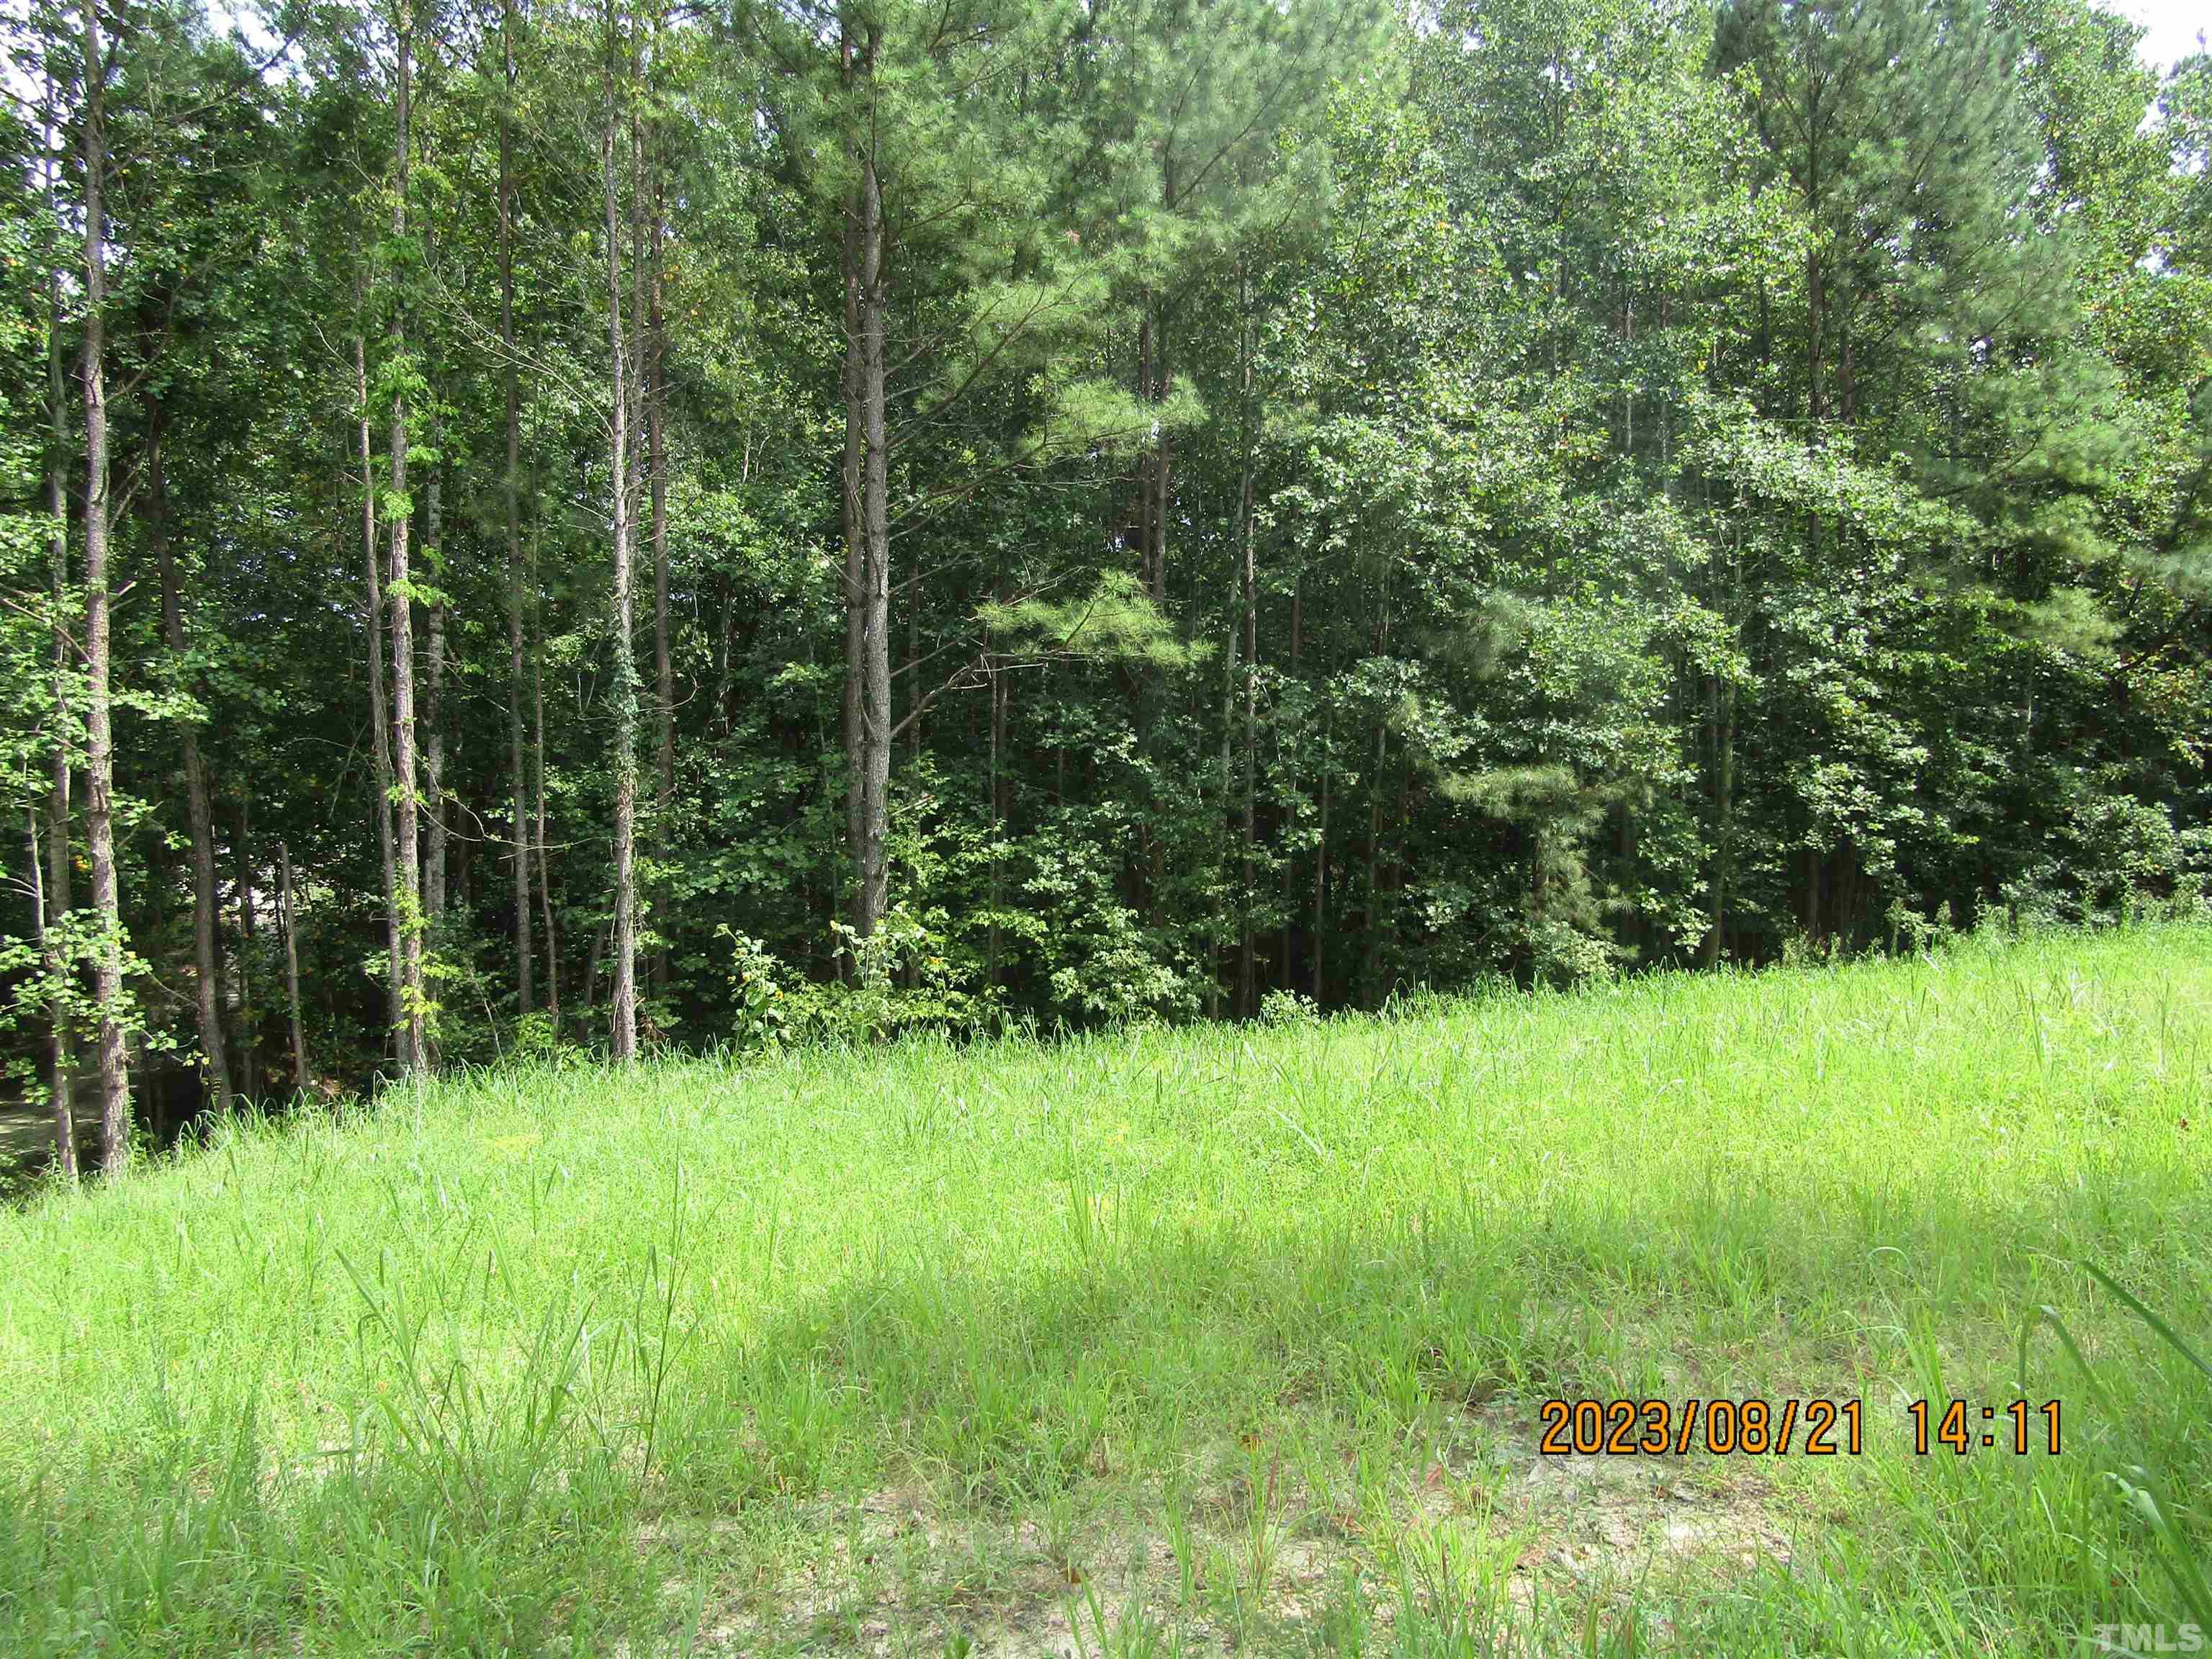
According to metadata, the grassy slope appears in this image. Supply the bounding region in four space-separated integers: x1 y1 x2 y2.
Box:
1 926 2208 1656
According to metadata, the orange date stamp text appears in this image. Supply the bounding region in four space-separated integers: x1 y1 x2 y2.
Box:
1537 1397 1863 1457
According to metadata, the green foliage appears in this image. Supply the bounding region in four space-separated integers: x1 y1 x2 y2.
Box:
978 570 1202 673
0 0 2205 1125
713 924 789 1056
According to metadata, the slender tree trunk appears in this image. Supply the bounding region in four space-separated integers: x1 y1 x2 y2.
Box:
602 2 640 1059
985 659 1005 992
714 578 736 734
838 19 868 958
354 300 400 1053
1807 248 1825 428
1146 161 1177 608
533 649 561 1032
26 816 68 1176
387 6 428 1079
649 158 673 997
1361 579 1392 1007
235 804 258 1100
80 0 131 1165
904 575 920 765
1363 728 1386 1006
279 840 307 1093
583 918 606 1013
1311 750 1329 1004
149 404 233 1114
839 41 891 950
1236 265 1258 1020
1390 755 1411 981
626 37 647 506
423 421 447 925
500 0 533 1015
1135 310 1155 596
1837 273 1856 426
1704 672 1735 967
840 289 862 963
134 1030 157 1150
1149 323 1173 605
858 141 891 947
43 82 76 1179
1213 562 1238 1021
1620 285 1634 457
1238 590 1258 1016
1281 574 1300 991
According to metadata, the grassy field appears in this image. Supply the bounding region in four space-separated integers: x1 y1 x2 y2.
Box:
1 925 2208 1656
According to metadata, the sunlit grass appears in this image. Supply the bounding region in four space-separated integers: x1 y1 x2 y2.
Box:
1 923 2207 1655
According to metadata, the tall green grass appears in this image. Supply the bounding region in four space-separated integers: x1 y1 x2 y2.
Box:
1 925 2206 1655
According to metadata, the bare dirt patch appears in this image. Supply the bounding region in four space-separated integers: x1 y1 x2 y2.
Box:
661 1411 1803 1655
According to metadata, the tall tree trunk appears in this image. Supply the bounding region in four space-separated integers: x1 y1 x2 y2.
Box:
1360 577 1392 1007
500 0 533 1016
1311 747 1329 1004
354 300 400 1053
583 918 606 1013
387 6 428 1079
25 819 62 1173
1280 574 1300 992
148 403 233 1114
533 649 561 1032
1703 508 1741 967
857 138 891 948
1837 271 1856 426
43 79 76 1179
1704 671 1735 967
80 0 131 1166
904 573 921 765
1148 317 1173 606
1620 284 1633 457
1236 265 1258 1020
1134 310 1155 595
1213 560 1238 1021
423 418 447 925
133 1030 157 1150
985 658 1005 992
1146 162 1177 606
1807 246 1825 428
839 19 866 961
235 803 258 1100
649 157 673 997
602 1 640 1060
1362 727 1386 1007
839 33 891 953
279 840 307 1094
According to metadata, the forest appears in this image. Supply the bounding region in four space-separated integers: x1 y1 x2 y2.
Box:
2 0 2209 1169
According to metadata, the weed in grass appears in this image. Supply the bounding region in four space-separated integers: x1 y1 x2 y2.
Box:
1314 1560 1373 1655
1164 1488 1200 1610
1236 1440 1290 1630
1069 1580 1184 1659
2031 1263 2212 1638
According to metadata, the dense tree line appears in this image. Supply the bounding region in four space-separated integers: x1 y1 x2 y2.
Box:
1 0 2207 1169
